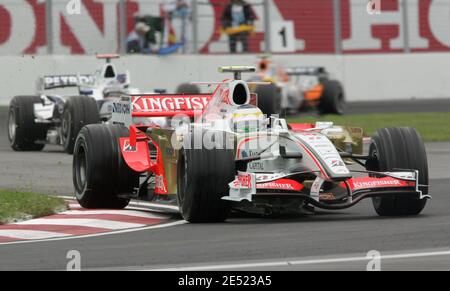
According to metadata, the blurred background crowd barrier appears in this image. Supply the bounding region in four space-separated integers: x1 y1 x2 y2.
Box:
1 0 450 56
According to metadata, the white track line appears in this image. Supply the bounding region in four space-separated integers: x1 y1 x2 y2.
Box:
129 201 179 212
149 250 450 271
16 218 145 230
61 210 167 219
0 230 70 240
0 220 187 246
59 196 180 212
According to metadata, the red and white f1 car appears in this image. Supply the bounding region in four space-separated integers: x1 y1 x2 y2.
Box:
73 67 430 222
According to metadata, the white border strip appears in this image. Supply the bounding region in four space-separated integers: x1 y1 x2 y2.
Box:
149 250 450 271
58 196 180 212
0 197 184 246
0 220 187 246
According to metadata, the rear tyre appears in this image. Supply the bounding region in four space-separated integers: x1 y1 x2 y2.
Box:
254 84 281 116
177 132 234 222
176 83 201 94
318 80 345 115
7 96 47 151
62 96 100 154
366 127 428 216
73 124 138 209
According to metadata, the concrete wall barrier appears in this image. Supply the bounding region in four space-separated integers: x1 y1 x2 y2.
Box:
1 53 450 105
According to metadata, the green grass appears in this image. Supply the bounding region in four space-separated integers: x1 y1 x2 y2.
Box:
287 112 450 142
0 190 67 225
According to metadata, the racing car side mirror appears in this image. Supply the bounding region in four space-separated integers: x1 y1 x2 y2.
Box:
279 145 303 160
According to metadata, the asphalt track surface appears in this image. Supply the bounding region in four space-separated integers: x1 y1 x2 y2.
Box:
344 98 450 114
1 106 450 271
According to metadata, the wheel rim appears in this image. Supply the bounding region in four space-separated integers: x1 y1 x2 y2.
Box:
8 110 17 142
74 144 88 198
61 110 71 145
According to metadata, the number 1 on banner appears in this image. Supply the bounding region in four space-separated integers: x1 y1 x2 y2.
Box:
279 27 287 48
270 21 296 53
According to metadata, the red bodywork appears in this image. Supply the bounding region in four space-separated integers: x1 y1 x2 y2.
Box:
120 94 214 195
343 177 416 191
289 123 315 132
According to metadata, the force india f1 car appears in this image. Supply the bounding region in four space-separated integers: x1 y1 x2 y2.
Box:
7 54 140 154
73 67 429 222
249 56 346 116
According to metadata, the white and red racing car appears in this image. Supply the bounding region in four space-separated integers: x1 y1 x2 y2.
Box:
72 67 430 222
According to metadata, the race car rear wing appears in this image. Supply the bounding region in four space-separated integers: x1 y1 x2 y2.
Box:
96 53 120 63
36 74 94 92
111 94 214 127
286 67 327 76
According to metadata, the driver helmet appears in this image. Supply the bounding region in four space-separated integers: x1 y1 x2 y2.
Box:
231 105 266 133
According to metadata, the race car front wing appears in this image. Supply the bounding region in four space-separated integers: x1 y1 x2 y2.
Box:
223 170 430 211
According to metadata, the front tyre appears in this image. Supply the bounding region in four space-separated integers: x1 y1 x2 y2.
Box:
177 132 235 223
73 124 138 209
8 96 47 151
62 96 100 154
366 127 429 216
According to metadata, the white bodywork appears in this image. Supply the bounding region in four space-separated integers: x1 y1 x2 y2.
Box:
33 61 140 122
182 72 422 205
180 77 353 202
32 59 142 146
